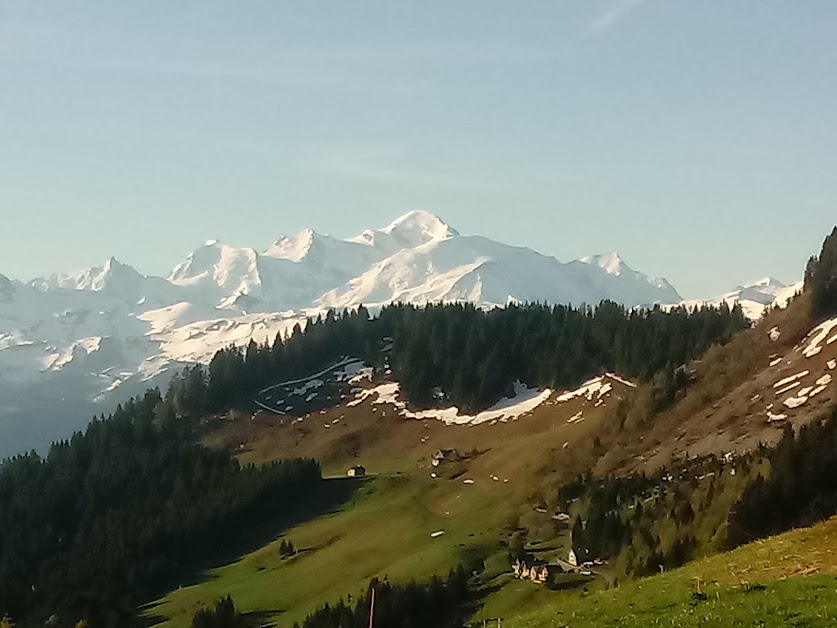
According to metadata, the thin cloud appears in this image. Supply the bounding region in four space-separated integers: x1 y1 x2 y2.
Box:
302 143 496 189
588 0 650 36
5 53 339 88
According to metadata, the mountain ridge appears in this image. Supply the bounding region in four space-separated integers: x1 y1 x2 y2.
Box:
0 210 793 457
12 210 684 311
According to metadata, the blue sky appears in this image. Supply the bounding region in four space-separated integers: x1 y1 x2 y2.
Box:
0 1 835 298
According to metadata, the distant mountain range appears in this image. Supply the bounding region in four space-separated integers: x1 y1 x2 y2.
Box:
678 276 802 320
0 211 799 457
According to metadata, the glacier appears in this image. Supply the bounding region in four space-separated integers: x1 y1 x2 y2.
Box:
0 210 781 457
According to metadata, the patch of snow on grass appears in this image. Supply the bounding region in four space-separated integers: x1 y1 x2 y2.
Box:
769 357 782 367
604 373 636 388
567 411 584 424
809 374 833 399
407 381 552 425
783 395 808 409
828 360 836 370
767 411 788 422
810 385 828 398
347 380 551 425
775 381 800 396
556 377 613 402
802 317 837 358
347 382 400 407
774 371 809 389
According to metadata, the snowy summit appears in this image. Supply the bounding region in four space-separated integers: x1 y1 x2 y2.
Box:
0 210 782 456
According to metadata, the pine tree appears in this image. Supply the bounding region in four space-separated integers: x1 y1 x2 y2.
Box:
807 227 837 317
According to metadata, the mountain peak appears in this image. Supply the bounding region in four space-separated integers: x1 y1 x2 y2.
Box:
578 253 681 301
381 211 459 245
726 276 788 306
265 228 317 262
580 252 628 276
29 257 143 292
742 277 786 291
580 253 631 275
0 272 14 302
169 241 262 297
102 255 131 272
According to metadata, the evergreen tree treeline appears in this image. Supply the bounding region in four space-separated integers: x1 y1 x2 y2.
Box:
0 388 322 627
385 301 747 413
727 406 837 547
805 226 837 318
175 301 747 418
202 306 376 414
191 596 243 628
558 407 837 576
0 300 748 624
559 455 741 577
293 568 472 628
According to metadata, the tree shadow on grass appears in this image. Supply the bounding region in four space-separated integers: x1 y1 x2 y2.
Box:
140 477 362 626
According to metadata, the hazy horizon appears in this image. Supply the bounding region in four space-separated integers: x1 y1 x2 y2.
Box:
0 209 811 300
1 1 835 299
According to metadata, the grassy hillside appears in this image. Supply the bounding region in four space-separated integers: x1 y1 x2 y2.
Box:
148 375 636 626
594 293 835 477
154 487 837 628
147 473 514 627
152 296 837 627
490 516 837 627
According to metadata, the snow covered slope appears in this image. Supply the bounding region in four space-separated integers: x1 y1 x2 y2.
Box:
677 277 803 320
0 273 16 303
1 210 685 457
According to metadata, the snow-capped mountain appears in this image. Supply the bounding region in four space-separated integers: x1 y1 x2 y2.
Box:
162 212 682 312
0 273 15 303
678 277 803 320
0 209 747 458
579 253 679 294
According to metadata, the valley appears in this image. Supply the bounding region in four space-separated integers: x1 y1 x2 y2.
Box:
2 227 836 628
0 212 792 458
148 288 837 626
4 5 835 627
